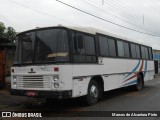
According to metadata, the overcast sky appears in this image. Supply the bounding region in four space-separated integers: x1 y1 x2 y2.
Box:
1 0 160 49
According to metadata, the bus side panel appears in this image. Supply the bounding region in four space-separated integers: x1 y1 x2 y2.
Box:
143 60 154 81
103 75 122 91
72 58 154 97
57 65 73 91
119 60 154 87
72 77 90 97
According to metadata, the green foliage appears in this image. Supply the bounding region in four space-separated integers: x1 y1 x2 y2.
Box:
0 22 6 38
5 27 17 41
0 22 17 42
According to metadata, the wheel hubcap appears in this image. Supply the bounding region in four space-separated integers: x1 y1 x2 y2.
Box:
90 85 98 98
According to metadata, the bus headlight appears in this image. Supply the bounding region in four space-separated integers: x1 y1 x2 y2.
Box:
54 82 59 88
52 75 60 89
12 76 17 87
13 82 17 87
53 75 59 81
13 76 17 81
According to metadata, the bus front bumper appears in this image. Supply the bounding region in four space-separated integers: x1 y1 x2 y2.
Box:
10 89 72 99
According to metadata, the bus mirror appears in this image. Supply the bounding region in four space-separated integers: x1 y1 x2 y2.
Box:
77 35 84 49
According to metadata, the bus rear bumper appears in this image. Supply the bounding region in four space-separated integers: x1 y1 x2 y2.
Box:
10 89 72 99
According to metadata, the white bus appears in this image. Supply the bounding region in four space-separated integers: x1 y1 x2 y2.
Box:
11 26 154 105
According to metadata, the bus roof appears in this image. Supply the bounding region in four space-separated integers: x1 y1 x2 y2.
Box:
20 25 151 47
66 26 150 47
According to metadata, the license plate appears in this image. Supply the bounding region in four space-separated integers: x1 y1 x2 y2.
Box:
25 91 37 97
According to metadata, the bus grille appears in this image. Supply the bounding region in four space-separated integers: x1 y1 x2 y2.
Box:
17 75 50 89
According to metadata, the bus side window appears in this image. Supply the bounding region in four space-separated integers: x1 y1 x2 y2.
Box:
130 43 136 58
76 34 85 54
141 46 146 59
73 35 78 53
117 40 131 58
148 47 152 60
99 36 109 56
108 38 116 57
124 42 130 58
72 32 96 63
73 33 85 54
77 35 84 49
117 40 125 57
135 45 140 59
145 47 149 59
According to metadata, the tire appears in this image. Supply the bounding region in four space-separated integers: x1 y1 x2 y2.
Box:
86 80 99 106
134 74 143 91
99 85 104 100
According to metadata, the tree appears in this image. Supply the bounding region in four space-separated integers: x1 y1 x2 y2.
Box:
5 27 17 41
0 22 17 42
0 22 6 38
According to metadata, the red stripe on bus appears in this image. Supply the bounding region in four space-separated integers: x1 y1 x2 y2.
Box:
127 60 144 81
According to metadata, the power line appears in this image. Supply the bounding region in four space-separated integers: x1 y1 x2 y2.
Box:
71 0 160 36
107 0 160 32
59 0 160 35
91 0 160 33
8 0 78 26
93 0 160 32
80 0 157 34
93 0 143 22
56 0 160 37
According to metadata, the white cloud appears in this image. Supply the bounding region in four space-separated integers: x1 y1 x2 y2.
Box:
1 0 160 49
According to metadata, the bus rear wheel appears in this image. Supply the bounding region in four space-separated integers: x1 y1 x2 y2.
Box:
86 80 99 106
134 74 143 91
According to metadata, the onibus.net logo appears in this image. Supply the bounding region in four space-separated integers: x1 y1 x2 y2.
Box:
1 112 42 118
2 112 11 117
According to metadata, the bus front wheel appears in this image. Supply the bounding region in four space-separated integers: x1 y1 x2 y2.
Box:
86 80 99 105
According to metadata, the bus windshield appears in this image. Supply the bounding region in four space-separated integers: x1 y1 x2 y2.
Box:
14 28 69 64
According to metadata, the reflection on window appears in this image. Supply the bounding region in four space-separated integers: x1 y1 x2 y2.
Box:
131 43 136 58
135 45 140 59
108 38 116 57
35 29 69 62
145 47 149 59
20 32 35 63
148 48 152 59
117 41 124 57
141 46 145 59
16 29 69 64
124 42 130 58
85 35 95 55
73 33 97 63
99 36 109 56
